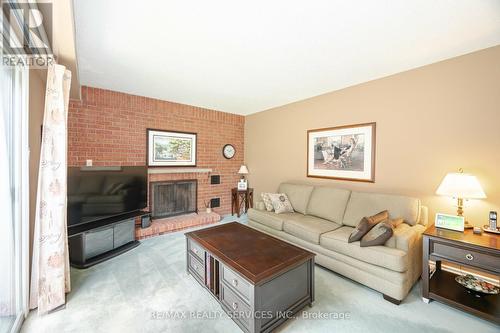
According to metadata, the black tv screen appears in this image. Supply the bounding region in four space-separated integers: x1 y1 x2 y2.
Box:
67 166 147 226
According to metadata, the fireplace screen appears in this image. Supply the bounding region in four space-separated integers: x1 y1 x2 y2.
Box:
150 180 197 218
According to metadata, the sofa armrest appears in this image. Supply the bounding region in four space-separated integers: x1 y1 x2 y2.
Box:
387 224 425 251
385 223 426 289
255 201 266 211
418 205 429 226
393 224 425 252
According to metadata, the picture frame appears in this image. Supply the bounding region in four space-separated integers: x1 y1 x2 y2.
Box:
307 122 376 182
237 179 248 191
435 213 465 232
147 129 197 167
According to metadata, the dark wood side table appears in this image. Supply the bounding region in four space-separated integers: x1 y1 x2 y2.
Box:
422 225 499 324
231 188 253 218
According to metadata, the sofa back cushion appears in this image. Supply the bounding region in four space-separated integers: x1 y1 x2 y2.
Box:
343 191 421 227
278 183 314 214
306 186 351 223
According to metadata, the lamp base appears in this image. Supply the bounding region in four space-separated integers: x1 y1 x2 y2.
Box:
464 220 474 229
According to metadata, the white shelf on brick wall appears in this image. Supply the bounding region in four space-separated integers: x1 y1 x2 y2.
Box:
148 168 213 174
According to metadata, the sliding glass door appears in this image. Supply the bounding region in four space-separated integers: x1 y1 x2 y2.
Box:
0 56 29 333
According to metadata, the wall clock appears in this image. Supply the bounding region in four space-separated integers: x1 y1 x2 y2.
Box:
223 144 236 159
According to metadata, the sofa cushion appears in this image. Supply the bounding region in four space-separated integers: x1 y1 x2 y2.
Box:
255 201 266 211
360 221 394 247
348 210 388 243
343 191 421 227
283 215 341 244
306 186 351 223
260 193 274 211
247 208 297 231
278 183 314 215
268 193 294 214
320 227 408 272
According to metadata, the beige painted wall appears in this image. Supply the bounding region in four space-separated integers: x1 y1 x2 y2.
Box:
29 69 46 262
245 45 500 226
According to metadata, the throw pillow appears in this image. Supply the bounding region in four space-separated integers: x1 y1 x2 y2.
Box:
268 193 294 214
387 217 404 228
360 219 394 247
260 193 274 211
348 210 389 243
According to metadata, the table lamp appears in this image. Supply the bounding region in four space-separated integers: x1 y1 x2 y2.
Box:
238 165 249 190
436 169 486 229
238 165 249 179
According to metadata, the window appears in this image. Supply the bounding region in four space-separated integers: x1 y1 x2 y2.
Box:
0 51 29 333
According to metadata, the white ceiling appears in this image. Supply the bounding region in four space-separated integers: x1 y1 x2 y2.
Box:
73 0 500 115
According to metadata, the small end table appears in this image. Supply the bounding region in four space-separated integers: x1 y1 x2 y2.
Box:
422 225 499 324
231 188 253 217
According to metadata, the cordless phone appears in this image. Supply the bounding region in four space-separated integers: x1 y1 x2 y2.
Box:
489 211 497 230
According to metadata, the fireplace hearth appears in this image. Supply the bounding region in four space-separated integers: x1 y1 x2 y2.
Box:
150 180 197 219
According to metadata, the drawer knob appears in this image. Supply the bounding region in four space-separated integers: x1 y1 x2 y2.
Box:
232 279 238 287
232 302 238 310
193 248 198 254
465 253 474 261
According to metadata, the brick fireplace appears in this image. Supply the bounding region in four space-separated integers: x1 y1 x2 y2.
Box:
150 179 197 219
68 86 244 237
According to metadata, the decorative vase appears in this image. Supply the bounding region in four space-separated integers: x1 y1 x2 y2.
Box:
206 207 212 214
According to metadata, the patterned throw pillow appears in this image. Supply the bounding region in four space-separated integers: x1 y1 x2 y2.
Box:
360 220 394 247
268 193 294 214
261 193 274 211
348 210 389 243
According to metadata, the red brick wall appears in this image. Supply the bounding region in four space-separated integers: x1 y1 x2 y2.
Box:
68 86 245 216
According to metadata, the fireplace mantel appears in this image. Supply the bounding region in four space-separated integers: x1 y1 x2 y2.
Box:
148 168 213 174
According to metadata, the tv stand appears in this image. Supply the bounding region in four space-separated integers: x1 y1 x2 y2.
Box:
71 240 140 269
68 211 148 268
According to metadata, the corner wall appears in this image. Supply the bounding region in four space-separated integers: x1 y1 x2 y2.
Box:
245 46 500 226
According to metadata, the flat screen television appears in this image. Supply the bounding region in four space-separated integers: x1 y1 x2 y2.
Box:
67 166 147 227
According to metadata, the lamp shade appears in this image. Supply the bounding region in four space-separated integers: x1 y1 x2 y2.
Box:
238 165 249 174
436 172 486 199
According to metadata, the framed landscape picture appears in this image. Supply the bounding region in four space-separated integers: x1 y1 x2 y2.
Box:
147 129 197 167
307 122 376 182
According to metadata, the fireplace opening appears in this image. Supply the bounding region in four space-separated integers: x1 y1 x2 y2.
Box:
150 180 197 219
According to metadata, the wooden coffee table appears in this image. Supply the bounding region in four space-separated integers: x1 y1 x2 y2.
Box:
185 222 315 333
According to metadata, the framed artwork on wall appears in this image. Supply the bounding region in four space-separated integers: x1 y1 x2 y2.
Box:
147 129 197 167
307 122 376 182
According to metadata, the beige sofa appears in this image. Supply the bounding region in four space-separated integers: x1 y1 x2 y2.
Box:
247 183 428 304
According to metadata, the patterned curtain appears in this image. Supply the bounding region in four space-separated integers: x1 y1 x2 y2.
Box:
29 64 72 314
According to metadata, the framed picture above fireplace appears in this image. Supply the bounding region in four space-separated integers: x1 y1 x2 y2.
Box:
147 129 197 167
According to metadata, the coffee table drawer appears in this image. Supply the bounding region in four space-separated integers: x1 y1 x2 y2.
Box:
188 239 205 262
188 253 205 281
433 242 499 272
221 264 251 302
220 283 251 331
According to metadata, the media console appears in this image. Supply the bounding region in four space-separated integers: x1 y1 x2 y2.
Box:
68 211 148 268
